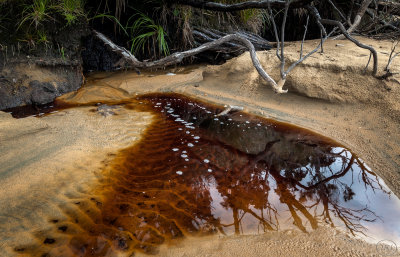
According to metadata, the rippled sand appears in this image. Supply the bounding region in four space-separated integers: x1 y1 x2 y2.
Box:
0 104 153 256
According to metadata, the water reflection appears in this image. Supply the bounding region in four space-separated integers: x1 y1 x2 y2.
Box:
15 94 400 256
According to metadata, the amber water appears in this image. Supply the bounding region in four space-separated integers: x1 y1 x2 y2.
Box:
13 93 400 256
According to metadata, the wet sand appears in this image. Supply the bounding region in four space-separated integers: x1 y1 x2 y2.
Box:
1 37 400 256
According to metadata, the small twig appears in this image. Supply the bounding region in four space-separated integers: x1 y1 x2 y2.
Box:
386 52 400 71
280 0 291 79
320 31 324 53
268 1 282 61
300 15 310 59
363 52 372 74
215 105 244 116
385 40 400 71
327 0 347 22
389 78 400 85
307 5 327 53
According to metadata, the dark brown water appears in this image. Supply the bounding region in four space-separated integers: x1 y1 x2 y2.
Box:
14 93 400 256
3 102 61 118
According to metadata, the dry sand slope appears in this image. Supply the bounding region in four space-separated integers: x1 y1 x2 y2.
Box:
1 36 400 256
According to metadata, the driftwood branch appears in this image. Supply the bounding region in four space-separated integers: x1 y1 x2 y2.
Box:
335 0 373 39
347 0 373 34
300 16 310 59
93 30 287 93
279 0 290 79
173 0 314 11
365 8 400 34
385 40 400 72
321 19 378 76
327 0 347 22
377 1 400 16
216 105 244 116
267 1 282 61
266 1 330 86
307 6 378 76
193 28 271 52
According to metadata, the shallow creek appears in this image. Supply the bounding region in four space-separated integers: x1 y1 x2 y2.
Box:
6 93 400 256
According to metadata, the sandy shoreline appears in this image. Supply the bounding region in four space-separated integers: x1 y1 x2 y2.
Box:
1 36 400 256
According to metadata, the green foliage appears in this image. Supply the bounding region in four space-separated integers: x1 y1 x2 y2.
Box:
54 0 86 25
90 13 128 36
36 29 48 44
126 11 169 58
240 9 257 23
18 0 53 30
17 0 86 30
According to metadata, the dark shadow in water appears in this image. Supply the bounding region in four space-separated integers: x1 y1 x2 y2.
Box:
14 93 400 256
3 102 59 118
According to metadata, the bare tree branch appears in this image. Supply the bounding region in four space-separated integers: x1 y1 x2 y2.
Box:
363 52 372 74
267 3 332 84
300 16 310 59
335 0 373 39
216 105 244 116
280 0 291 79
267 1 282 61
385 40 400 72
327 0 347 22
286 29 336 75
172 0 314 11
366 8 400 33
320 19 378 75
307 6 378 76
347 0 373 34
93 30 288 93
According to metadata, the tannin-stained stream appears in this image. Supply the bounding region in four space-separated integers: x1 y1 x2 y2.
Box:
13 93 400 256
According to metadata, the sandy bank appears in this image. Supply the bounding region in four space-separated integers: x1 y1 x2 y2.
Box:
0 107 153 256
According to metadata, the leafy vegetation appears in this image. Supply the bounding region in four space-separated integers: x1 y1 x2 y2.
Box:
127 11 169 58
18 0 53 30
54 0 86 26
1 0 274 59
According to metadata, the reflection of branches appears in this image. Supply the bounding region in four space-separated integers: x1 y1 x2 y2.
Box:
190 127 387 237
331 203 381 236
163 104 390 239
356 159 390 194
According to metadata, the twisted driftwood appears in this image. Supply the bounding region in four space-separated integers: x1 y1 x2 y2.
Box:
172 0 314 11
307 6 378 76
93 30 288 93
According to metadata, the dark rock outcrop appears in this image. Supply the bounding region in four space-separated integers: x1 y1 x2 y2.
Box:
0 61 83 110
